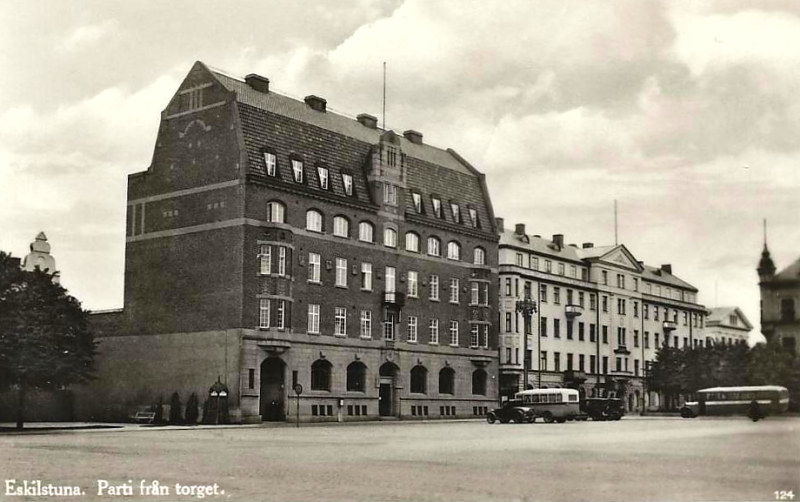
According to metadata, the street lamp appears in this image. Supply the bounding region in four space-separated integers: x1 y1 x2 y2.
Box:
516 294 537 391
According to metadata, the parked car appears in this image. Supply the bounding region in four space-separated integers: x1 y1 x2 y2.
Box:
581 397 624 421
486 399 536 424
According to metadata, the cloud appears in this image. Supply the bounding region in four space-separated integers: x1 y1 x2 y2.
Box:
58 19 120 53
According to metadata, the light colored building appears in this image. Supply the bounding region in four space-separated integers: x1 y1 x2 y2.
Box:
758 243 799 355
705 307 752 346
21 231 59 283
497 220 707 413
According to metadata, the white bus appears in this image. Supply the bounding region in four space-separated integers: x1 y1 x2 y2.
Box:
680 385 790 418
515 388 580 423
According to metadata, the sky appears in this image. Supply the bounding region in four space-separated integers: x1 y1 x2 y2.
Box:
1 1 799 341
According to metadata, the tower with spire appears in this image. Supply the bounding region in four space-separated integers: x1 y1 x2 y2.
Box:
757 219 799 354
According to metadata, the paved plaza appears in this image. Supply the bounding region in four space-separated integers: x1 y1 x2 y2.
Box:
1 417 798 502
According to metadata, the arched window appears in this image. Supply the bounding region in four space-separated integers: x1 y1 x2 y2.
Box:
333 216 350 238
447 241 461 261
266 201 286 223
472 369 487 396
346 361 367 392
410 365 428 394
405 232 420 253
439 367 455 395
473 247 486 265
427 236 441 257
358 221 374 243
311 359 332 391
383 227 397 248
306 210 323 232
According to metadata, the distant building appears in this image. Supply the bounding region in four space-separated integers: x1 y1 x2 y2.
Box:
497 221 707 413
758 243 799 354
705 307 752 346
21 232 59 283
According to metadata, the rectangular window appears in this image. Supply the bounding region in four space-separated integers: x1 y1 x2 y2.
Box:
385 266 396 293
617 327 626 347
317 167 329 189
278 247 286 276
644 304 649 319
541 351 548 371
470 324 480 347
633 278 639 292
554 352 561 372
307 304 320 334
429 319 439 344
545 260 552 273
634 330 640 348
590 324 596 342
644 331 650 349
505 278 512 296
482 325 489 349
248 369 255 389
468 208 478 227
570 265 576 278
516 253 524 267
590 355 596 374
567 289 573 305
602 356 608 374
259 245 271 275
335 258 347 287
308 253 321 283
635 359 640 377
407 316 418 343
259 299 270 328
334 307 347 336
566 321 573 340
531 256 539 270
602 295 608 312
383 314 395 340
578 322 585 341
633 301 639 318
264 152 277 176
578 292 585 307
602 325 608 344
558 263 565 275
449 320 459 346
554 287 561 305
554 318 561 338
361 262 372 290
431 197 442 218
292 159 304 183
540 317 548 337
506 348 512 364
655 333 660 346
430 275 439 301
360 310 371 339
450 202 461 223
590 294 596 311
412 192 422 213
602 270 608 285
450 278 459 303
277 300 286 329
383 183 397 205
408 271 419 298
342 173 353 196
566 353 573 371
471 282 479 305
579 354 585 372
540 284 548 303
505 312 512 332
482 284 489 306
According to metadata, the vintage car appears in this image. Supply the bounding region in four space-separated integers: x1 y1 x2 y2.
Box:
581 397 624 421
486 399 536 424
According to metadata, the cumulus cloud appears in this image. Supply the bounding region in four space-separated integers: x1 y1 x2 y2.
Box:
58 19 120 53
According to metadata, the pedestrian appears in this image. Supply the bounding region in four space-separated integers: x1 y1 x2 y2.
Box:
748 399 762 422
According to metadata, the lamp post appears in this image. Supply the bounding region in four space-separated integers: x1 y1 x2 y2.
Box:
516 294 538 391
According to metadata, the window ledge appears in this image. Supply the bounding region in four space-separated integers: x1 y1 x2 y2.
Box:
334 333 347 338
335 285 348 289
307 331 320 336
308 280 322 285
430 298 440 303
361 288 372 292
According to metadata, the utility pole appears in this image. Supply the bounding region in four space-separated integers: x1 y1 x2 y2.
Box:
516 294 537 391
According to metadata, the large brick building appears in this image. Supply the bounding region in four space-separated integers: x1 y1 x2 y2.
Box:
80 62 499 423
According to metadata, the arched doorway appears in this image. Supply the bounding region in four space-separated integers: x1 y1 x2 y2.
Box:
379 362 399 417
260 357 286 422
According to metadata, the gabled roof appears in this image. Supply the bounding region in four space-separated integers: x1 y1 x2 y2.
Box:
774 256 800 282
576 244 643 272
706 307 753 331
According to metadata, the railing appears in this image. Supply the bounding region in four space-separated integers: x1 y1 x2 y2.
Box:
383 291 406 308
565 304 584 318
662 320 678 331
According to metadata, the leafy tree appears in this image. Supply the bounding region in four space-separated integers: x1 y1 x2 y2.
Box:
0 251 96 429
185 392 199 424
169 392 183 424
152 395 164 424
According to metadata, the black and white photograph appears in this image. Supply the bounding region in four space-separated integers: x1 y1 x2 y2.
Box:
1 1 799 501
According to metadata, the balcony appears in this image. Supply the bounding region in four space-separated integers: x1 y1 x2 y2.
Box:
614 345 630 355
662 320 677 331
565 304 584 318
563 370 587 383
383 291 406 309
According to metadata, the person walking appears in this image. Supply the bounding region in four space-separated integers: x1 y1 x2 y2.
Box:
748 399 762 422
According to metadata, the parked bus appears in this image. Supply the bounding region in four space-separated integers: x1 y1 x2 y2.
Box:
680 385 790 418
515 389 580 423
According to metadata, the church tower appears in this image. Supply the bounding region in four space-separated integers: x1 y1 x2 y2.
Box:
21 232 60 283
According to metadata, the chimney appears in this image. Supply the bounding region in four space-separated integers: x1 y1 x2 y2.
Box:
304 95 327 112
553 234 564 249
403 130 423 145
661 264 672 275
245 74 270 93
357 113 378 129
515 223 526 235
495 217 504 232
582 242 594 249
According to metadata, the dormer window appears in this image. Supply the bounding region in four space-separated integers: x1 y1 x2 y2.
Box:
317 166 329 190
383 183 397 205
450 202 460 223
468 208 478 227
412 192 422 213
342 173 353 196
431 197 442 218
264 152 277 176
291 159 304 183
386 146 398 167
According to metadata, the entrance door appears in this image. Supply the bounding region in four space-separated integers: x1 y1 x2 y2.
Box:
260 357 286 422
379 383 392 416
379 362 399 417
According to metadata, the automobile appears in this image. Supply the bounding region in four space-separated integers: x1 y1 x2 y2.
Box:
486 399 536 424
581 397 624 421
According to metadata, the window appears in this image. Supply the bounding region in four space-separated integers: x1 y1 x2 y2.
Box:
579 354 585 372
472 370 487 396
505 312 512 332
558 263 565 275
578 322 585 341
617 298 626 315
308 253 321 283
334 307 347 336
644 331 650 349
431 197 442 218
602 325 608 344
589 323 596 342
311 360 331 391
450 202 461 223
602 295 608 312
541 351 548 371
276 300 286 329
578 292 585 307
430 275 439 301
617 327 626 347
471 282 479 305
259 245 271 275
590 355 596 374
450 278 459 303
408 271 419 297
633 278 639 292
590 294 596 311
429 319 439 344
439 367 454 394
383 183 397 205
554 319 561 338
358 221 374 243
412 192 422 213
566 353 573 371
554 352 561 372
447 241 461 260
531 256 539 270
361 262 372 290
406 316 419 343
333 216 349 237
307 304 320 334
655 333 660 346
602 270 608 285
410 366 427 393
516 253 524 267
306 210 323 232
264 152 277 176
449 320 459 346
570 265 577 278
259 299 270 328
470 324 480 347
468 208 478 227
602 357 608 374
634 330 640 348
540 317 548 337
342 173 353 196
277 247 286 276
540 284 548 303
427 237 441 257
545 260 552 273
335 258 347 287
360 310 372 339
291 159 304 183
405 232 420 252
617 274 625 289
554 287 561 305
567 290 574 306
385 266 396 293
347 362 366 392
267 201 285 223
383 227 397 247
644 304 649 319
474 247 486 265
566 321 573 340
317 166 329 189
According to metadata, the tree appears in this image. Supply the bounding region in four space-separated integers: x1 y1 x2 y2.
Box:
0 251 96 429
185 393 199 424
169 392 183 424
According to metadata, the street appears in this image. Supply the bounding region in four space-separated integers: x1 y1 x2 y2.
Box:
1 417 798 502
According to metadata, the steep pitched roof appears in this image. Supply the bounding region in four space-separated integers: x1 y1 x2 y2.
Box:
499 231 585 262
706 307 753 331
774 256 800 282
640 264 698 292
